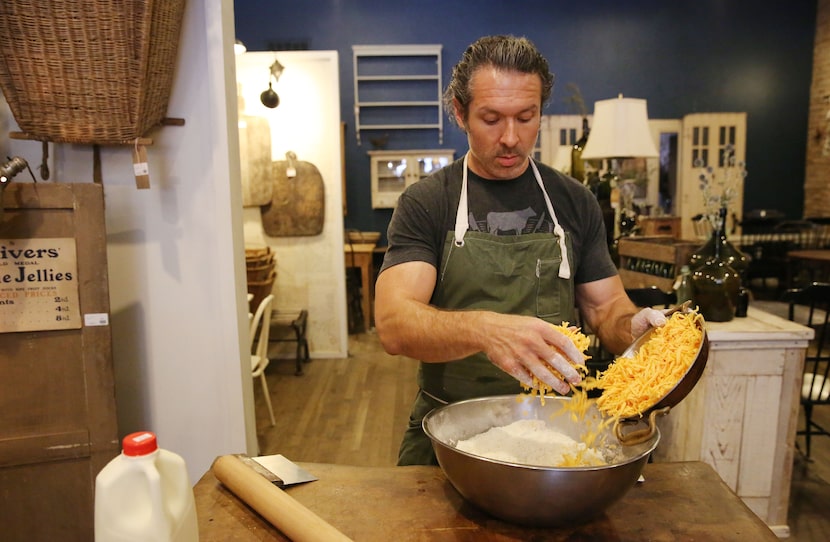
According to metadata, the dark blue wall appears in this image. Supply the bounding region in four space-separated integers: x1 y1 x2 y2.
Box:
234 0 818 238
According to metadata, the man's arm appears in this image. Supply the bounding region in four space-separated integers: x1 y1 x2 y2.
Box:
576 275 666 355
374 260 584 394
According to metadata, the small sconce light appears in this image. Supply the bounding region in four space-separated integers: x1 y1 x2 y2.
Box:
260 58 285 109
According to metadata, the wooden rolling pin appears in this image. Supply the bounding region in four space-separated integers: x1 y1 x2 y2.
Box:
212 454 353 542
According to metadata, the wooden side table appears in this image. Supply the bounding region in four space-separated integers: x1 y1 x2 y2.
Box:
344 243 376 329
787 248 830 288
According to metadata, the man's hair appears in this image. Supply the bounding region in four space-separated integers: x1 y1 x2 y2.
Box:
443 35 555 126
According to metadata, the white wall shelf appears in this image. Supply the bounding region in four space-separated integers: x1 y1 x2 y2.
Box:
352 44 443 145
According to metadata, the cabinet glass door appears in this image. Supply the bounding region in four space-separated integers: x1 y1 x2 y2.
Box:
377 158 408 195
416 155 451 182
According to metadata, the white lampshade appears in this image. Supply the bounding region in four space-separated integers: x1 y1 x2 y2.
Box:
580 95 659 159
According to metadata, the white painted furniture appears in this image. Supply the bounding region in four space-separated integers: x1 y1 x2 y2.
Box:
352 44 443 145
538 112 746 239
652 306 813 537
368 149 454 208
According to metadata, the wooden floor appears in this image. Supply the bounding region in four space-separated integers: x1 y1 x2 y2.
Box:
256 331 419 467
256 328 830 541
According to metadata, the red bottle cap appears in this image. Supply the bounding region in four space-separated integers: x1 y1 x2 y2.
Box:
122 431 158 456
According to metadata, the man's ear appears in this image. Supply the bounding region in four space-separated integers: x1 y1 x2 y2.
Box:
452 98 467 130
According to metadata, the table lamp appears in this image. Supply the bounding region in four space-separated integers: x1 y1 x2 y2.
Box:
580 94 659 238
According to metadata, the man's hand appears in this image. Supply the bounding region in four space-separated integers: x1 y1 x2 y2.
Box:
630 307 668 339
480 315 585 395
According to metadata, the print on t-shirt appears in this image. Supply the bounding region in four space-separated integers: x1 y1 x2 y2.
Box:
468 208 553 235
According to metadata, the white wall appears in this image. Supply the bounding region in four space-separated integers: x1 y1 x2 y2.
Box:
235 51 349 359
5 1 253 482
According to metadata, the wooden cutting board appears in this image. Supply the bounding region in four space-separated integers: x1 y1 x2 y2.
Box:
261 160 325 237
239 114 273 207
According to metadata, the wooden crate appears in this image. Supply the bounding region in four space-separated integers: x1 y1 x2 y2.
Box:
618 237 702 291
638 216 681 238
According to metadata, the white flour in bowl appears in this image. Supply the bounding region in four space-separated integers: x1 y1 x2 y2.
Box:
455 419 605 467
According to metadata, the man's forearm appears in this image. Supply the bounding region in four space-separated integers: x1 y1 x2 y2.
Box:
594 308 637 355
376 300 493 362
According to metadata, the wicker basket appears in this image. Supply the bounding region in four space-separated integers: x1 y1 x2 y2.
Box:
248 270 276 315
0 1 186 144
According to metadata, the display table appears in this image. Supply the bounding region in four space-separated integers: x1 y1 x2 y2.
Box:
652 306 813 537
195 460 777 541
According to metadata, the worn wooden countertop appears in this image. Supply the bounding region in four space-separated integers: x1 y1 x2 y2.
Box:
195 460 778 541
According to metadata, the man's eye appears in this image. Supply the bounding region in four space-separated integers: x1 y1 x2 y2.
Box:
519 116 534 123
483 118 499 125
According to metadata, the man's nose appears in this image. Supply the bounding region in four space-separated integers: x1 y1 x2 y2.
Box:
500 119 519 147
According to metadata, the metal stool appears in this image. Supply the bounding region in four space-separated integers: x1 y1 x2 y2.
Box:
269 309 310 375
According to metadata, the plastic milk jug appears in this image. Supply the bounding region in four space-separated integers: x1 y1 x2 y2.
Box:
95 431 199 541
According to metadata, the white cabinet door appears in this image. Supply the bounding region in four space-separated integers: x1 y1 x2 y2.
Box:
539 114 592 174
645 118 683 213
677 113 747 240
369 149 454 208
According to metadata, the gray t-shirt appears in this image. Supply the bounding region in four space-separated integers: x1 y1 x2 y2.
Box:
380 158 618 285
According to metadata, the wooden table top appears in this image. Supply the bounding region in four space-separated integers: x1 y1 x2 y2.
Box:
788 248 830 263
195 460 778 541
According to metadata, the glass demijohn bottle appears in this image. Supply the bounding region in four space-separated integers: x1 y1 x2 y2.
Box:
571 117 590 183
690 228 741 322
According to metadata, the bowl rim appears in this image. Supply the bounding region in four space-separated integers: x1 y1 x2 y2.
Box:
422 394 660 471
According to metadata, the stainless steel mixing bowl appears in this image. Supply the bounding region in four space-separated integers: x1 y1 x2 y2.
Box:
423 394 659 527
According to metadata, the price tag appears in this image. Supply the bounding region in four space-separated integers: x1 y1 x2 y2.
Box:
132 143 151 189
133 162 149 176
84 313 110 327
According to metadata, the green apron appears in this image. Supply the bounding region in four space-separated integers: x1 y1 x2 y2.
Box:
397 155 576 465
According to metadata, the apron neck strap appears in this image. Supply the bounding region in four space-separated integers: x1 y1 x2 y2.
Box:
454 153 571 279
529 159 571 279
454 153 471 246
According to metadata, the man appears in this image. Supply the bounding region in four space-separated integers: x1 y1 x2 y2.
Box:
374 35 665 466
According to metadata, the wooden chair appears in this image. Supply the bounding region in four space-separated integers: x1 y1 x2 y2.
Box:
250 294 276 426
744 220 815 291
782 282 830 459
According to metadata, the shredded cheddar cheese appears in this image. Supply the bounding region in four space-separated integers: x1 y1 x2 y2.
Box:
521 322 590 404
516 310 704 467
590 311 704 419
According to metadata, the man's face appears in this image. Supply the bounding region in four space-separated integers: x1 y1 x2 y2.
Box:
454 67 542 180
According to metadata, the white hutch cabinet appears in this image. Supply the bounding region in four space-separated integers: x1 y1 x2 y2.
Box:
369 149 454 208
